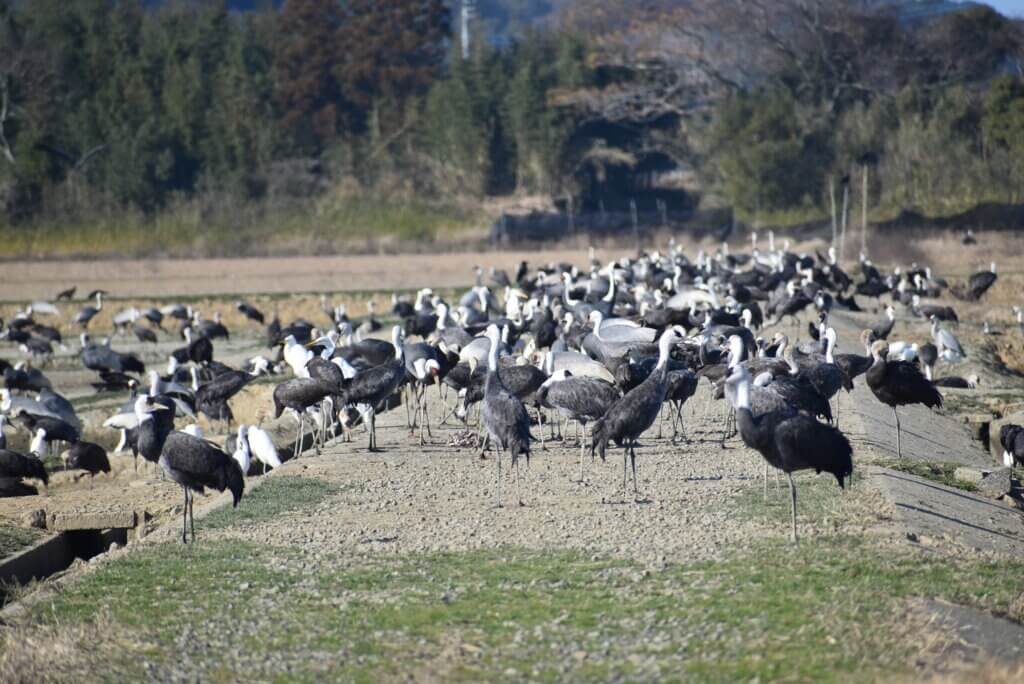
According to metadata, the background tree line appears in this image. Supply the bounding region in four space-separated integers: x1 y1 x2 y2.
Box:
0 0 1022 252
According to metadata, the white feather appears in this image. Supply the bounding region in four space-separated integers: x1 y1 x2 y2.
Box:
246 426 281 469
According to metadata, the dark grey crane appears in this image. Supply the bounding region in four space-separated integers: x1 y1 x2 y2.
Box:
272 377 334 460
865 340 942 459
337 326 407 451
868 305 896 341
73 291 104 329
0 448 48 496
195 369 253 428
236 301 265 324
591 326 684 500
80 334 145 375
999 424 1024 477
335 323 396 368
537 370 620 482
55 285 76 301
171 327 214 366
135 396 243 543
63 441 111 486
480 325 532 507
726 367 852 543
955 262 997 301
133 323 158 344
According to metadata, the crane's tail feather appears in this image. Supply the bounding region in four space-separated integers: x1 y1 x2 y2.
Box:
223 460 245 507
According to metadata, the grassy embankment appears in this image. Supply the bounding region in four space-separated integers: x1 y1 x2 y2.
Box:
2 475 1022 681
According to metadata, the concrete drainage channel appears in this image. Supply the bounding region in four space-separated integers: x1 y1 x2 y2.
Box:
0 421 314 612
0 510 150 605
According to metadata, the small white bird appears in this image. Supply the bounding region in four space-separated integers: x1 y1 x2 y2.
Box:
246 425 281 474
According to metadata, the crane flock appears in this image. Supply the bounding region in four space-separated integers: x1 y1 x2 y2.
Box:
0 237 1012 544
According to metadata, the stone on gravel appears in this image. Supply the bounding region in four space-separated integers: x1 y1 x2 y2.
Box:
953 466 1011 499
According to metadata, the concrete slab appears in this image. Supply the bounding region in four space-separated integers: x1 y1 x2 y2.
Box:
871 467 1024 557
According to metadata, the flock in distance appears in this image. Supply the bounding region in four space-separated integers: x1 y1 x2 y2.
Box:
1 233 1021 544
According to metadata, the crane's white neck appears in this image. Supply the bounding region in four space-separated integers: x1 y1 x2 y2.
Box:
487 329 500 372
825 329 836 364
392 327 403 360
735 375 751 410
655 331 675 370
727 335 745 369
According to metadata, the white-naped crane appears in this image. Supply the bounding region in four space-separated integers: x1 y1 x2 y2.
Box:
591 326 684 501
336 326 407 452
134 396 243 544
480 324 532 507
537 369 620 482
865 340 943 459
725 366 852 543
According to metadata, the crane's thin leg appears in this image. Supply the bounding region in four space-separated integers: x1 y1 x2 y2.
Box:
536 408 546 450
422 386 432 439
675 402 687 444
630 440 640 500
369 412 377 451
495 444 503 508
657 407 664 439
892 406 902 459
622 444 629 494
579 425 586 483
763 462 769 502
514 457 523 507
189 490 196 543
787 472 799 545
181 487 188 544
294 414 304 460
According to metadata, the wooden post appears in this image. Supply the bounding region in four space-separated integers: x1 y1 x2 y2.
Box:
829 177 838 251
861 164 869 256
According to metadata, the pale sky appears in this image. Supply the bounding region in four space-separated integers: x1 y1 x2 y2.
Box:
969 0 1024 17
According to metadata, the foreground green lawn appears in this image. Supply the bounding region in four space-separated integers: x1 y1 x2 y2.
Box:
3 476 1022 682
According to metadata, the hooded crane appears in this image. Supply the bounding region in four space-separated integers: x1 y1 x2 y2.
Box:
194 368 253 427
537 370 620 482
62 441 111 486
957 262 997 301
0 445 48 496
337 326 407 451
999 424 1024 476
591 326 684 500
725 366 852 543
865 340 942 459
480 324 532 507
134 396 244 544
172 327 214 366
236 301 265 324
